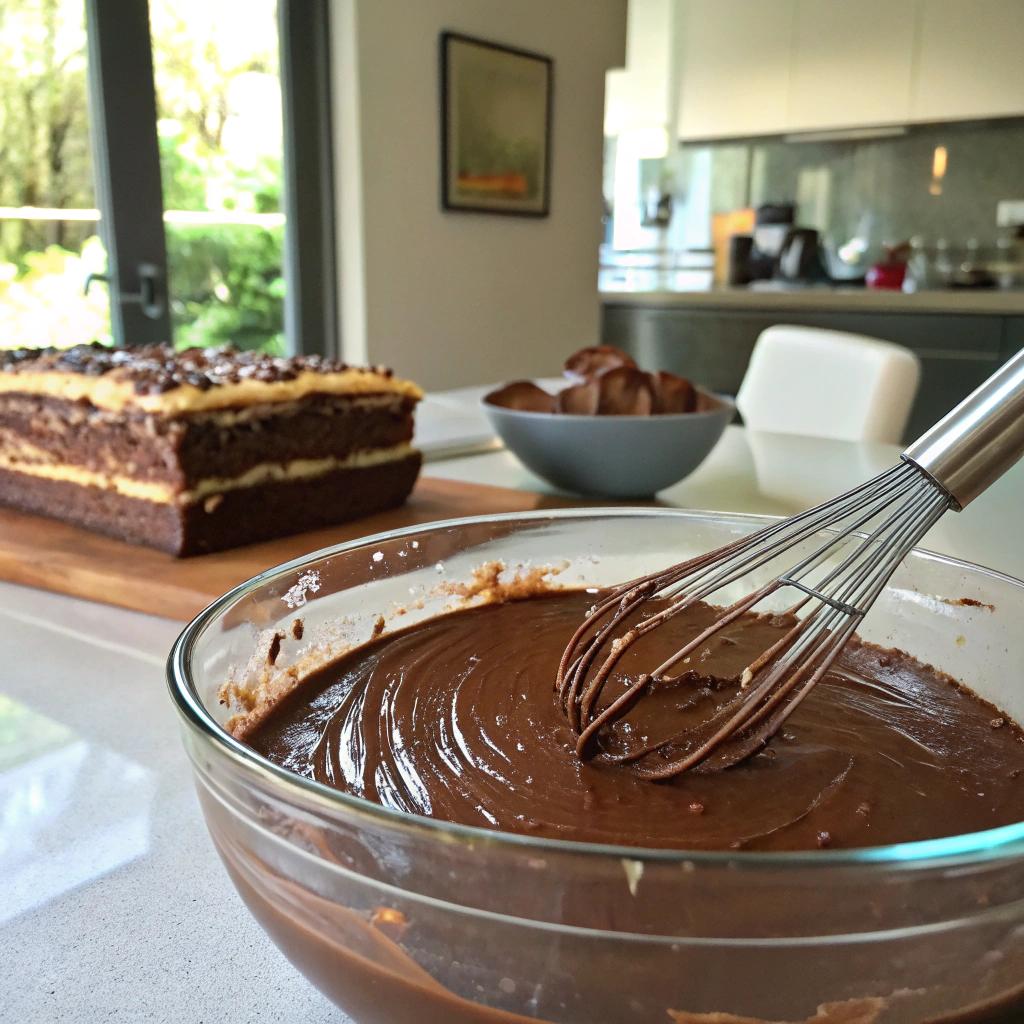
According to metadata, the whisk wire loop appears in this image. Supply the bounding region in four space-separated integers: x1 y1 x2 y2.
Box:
557 461 953 776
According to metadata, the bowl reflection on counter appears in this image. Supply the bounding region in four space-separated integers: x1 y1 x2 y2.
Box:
168 509 1024 1024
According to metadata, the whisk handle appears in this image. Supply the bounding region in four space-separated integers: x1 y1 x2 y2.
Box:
903 346 1024 510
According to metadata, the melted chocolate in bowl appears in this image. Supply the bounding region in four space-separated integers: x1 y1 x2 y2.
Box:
248 591 1024 852
220 589 1024 1023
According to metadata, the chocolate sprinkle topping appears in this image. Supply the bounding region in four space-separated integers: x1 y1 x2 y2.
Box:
0 342 395 395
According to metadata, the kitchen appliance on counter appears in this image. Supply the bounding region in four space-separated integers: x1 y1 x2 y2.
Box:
747 203 794 280
740 205 831 284
776 227 829 282
726 234 754 286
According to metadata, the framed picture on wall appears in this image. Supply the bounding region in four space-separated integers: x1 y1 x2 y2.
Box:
440 32 553 217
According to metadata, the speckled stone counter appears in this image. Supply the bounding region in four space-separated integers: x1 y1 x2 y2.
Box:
0 582 347 1023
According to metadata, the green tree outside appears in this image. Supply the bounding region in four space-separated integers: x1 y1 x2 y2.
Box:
0 0 94 264
0 0 285 353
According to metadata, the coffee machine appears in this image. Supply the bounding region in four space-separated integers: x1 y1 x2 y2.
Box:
733 203 828 284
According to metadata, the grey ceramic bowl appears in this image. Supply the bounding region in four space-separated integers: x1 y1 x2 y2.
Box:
482 383 735 497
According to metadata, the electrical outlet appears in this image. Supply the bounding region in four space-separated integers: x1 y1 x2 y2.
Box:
996 200 1024 227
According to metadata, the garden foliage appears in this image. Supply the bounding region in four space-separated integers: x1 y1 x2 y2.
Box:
0 0 284 352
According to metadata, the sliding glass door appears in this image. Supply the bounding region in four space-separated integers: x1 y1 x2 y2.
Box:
0 0 335 355
0 0 108 348
85 0 170 346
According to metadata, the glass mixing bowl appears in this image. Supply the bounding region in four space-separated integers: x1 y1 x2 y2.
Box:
168 509 1024 1023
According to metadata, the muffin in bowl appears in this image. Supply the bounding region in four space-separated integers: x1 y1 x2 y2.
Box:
482 347 734 497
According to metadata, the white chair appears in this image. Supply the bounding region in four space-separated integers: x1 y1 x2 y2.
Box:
735 325 921 443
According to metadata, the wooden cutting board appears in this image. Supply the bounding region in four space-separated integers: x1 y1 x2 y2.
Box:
0 477 589 622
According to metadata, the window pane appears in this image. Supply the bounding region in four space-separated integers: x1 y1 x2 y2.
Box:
150 0 285 353
0 0 110 350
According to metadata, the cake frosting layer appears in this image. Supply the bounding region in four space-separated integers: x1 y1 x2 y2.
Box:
0 442 415 504
0 343 423 413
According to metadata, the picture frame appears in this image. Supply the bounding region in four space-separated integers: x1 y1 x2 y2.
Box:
439 31 553 217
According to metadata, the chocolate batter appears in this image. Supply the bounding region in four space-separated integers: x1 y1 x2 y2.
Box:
247 590 1024 852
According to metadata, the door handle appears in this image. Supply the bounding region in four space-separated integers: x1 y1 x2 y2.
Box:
84 263 165 320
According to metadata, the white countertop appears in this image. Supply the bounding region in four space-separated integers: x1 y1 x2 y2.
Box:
4 407 1024 1021
0 584 340 1022
600 279 1024 315
427 426 1024 582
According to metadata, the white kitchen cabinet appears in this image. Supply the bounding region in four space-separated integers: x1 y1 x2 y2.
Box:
912 0 1024 122
668 0 1024 143
787 0 917 132
605 0 673 135
676 0 796 141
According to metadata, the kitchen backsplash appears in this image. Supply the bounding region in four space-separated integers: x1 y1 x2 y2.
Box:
672 117 1024 262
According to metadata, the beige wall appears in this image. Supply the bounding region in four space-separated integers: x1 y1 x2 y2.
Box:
331 0 627 390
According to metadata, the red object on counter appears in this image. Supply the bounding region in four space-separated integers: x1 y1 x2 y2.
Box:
867 242 912 290
866 261 907 290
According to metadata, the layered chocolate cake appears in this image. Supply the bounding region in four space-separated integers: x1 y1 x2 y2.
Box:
0 343 423 555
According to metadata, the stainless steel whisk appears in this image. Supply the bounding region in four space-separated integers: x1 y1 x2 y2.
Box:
556 348 1024 778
